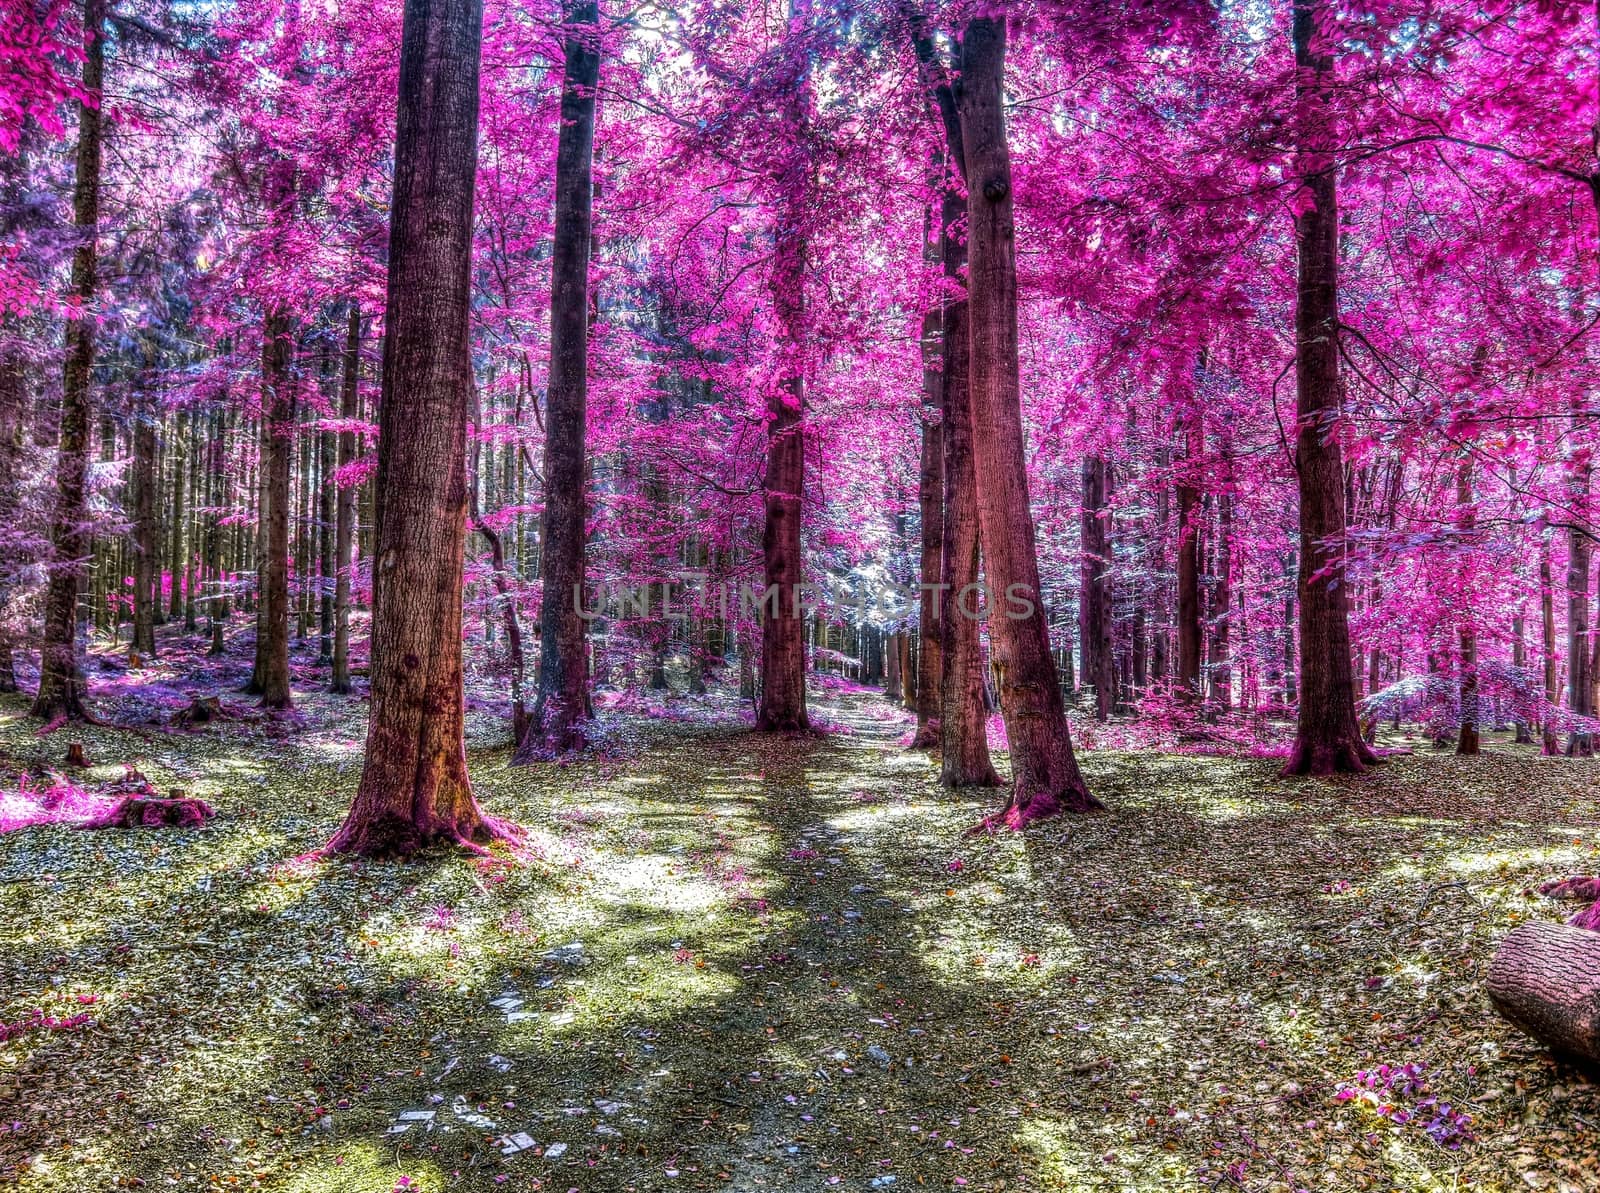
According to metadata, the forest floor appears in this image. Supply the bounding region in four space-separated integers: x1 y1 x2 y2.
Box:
3 639 1600 1192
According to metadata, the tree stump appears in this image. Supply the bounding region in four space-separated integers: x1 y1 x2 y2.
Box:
172 695 224 728
1487 921 1600 1065
79 795 215 830
65 741 89 768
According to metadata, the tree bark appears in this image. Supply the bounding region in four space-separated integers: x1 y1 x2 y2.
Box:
938 259 999 788
516 0 600 757
331 304 360 693
0 343 24 691
1280 0 1377 776
1175 413 1202 700
1488 921 1600 1066
325 0 512 858
249 304 294 709
1079 454 1114 720
168 411 186 622
131 386 158 659
910 291 943 748
1569 464 1594 755
1211 488 1233 708
753 30 809 735
1542 524 1561 754
957 15 1099 826
1456 458 1479 754
31 0 105 722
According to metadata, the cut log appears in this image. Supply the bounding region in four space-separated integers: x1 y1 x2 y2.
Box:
1487 921 1600 1065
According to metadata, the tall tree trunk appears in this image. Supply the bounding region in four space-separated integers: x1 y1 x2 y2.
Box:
169 411 187 622
1281 0 1376 775
754 42 810 735
885 630 902 700
1568 512 1593 756
31 0 105 722
515 0 600 758
250 306 294 709
131 387 158 660
0 343 24 691
331 305 360 693
1542 525 1561 753
1211 489 1233 707
1175 411 1202 700
957 15 1099 825
318 377 336 662
326 0 512 857
1456 458 1479 754
938 227 999 788
1079 454 1114 720
910 287 943 748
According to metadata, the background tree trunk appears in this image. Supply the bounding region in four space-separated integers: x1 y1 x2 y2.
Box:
250 305 294 709
517 0 600 757
1280 0 1376 776
910 289 943 748
31 0 106 722
957 15 1099 826
331 305 360 693
325 0 511 858
1175 413 1202 700
1457 458 1479 754
1542 525 1561 754
1079 454 1114 720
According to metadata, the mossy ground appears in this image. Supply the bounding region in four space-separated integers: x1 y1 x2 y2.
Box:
2 672 1599 1192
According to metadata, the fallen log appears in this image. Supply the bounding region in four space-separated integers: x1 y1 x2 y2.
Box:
1487 921 1600 1065
78 794 215 830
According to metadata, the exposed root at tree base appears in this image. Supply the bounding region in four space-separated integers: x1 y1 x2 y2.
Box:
968 786 1106 834
318 811 525 861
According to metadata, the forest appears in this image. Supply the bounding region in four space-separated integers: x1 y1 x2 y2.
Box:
5 0 1600 1189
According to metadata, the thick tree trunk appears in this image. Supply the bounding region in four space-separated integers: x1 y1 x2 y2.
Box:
753 61 810 734
250 306 294 709
957 16 1099 826
939 283 999 788
884 630 902 701
1488 921 1600 1066
31 0 105 722
331 305 360 693
1079 454 1114 720
1280 0 1376 776
516 0 600 757
325 0 512 858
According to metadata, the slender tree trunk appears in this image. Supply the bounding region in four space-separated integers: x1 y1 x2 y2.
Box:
131 391 158 659
326 0 513 858
331 305 360 692
1211 489 1233 707
31 0 105 723
515 0 600 757
957 15 1098 825
1280 0 1376 775
1175 412 1202 700
1568 512 1593 756
0 343 24 691
1542 524 1561 754
910 289 943 748
1079 454 1114 720
885 630 902 700
318 388 335 662
1456 458 1479 754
